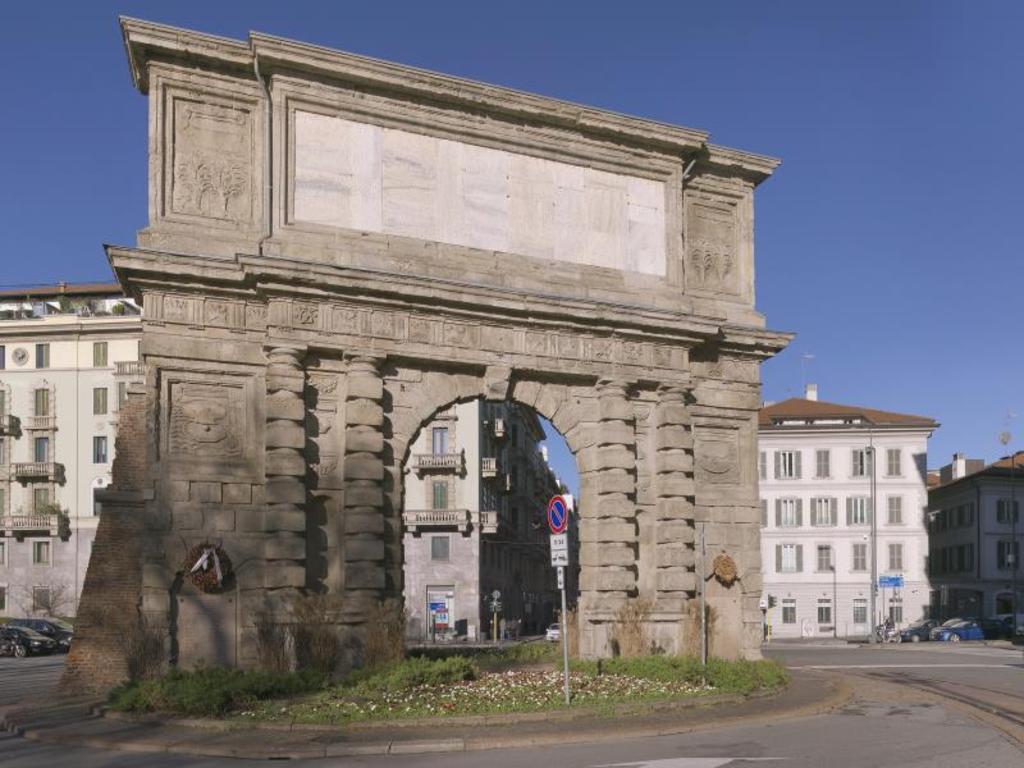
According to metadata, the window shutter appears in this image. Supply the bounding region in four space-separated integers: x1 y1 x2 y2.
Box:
794 451 802 479
796 498 803 527
775 499 782 527
796 545 804 572
760 500 767 527
846 497 852 526
774 452 781 480
775 544 782 573
830 497 838 525
866 497 873 524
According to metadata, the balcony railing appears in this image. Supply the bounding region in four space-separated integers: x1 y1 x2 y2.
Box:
1 514 59 535
25 415 57 431
12 462 64 482
478 510 499 534
0 412 18 435
481 457 498 478
115 360 146 377
403 509 471 533
412 453 463 473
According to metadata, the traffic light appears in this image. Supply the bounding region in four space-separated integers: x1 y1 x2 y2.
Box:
767 595 777 609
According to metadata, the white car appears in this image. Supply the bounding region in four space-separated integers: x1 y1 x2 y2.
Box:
546 623 561 642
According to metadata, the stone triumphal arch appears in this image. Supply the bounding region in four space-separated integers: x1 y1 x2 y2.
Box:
66 19 790 690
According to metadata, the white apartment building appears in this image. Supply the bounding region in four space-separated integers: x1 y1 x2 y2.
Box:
759 385 937 639
0 283 142 618
927 452 1023 622
402 399 566 642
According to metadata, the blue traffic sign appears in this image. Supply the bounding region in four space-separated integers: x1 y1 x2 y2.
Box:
547 495 568 534
878 575 904 588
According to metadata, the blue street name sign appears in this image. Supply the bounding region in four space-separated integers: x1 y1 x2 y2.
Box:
878 575 904 588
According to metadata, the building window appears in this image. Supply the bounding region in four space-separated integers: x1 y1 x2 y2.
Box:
760 499 767 527
93 436 108 464
0 345 5 369
776 498 801 527
853 598 868 625
35 343 49 369
815 449 830 479
0 438 4 464
851 449 873 477
32 541 51 565
431 427 449 455
887 496 903 525
886 448 902 477
34 436 49 463
93 387 108 415
782 598 796 624
811 497 836 526
847 496 871 526
34 388 50 416
93 341 108 368
889 598 903 624
997 540 1020 570
759 451 767 481
432 481 448 510
0 540 5 565
0 390 5 417
777 543 802 573
817 599 832 626
888 543 904 571
0 585 5 612
775 451 801 479
816 544 833 572
33 488 50 510
32 586 50 613
852 543 867 572
430 536 450 562
996 499 1020 524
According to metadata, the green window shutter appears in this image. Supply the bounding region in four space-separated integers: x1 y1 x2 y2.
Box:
760 500 767 527
775 499 782 527
830 497 838 526
794 451 802 479
796 545 804 572
775 544 782 573
846 497 852 526
774 452 781 480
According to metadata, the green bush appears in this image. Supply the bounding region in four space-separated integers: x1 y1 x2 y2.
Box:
350 656 478 691
109 667 327 717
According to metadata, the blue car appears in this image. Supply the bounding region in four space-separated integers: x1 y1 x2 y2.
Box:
930 618 984 643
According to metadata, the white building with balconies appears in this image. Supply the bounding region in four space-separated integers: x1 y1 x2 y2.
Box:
0 283 142 618
759 385 937 639
402 399 563 642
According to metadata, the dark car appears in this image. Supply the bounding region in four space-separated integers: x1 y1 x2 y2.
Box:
7 618 73 653
0 626 58 657
930 618 985 642
980 618 1013 640
900 619 937 643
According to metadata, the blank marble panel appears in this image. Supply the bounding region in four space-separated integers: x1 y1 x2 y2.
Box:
291 112 667 276
382 129 439 240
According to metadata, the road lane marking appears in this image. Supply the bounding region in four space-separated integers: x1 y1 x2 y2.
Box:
800 664 1023 669
595 759 785 768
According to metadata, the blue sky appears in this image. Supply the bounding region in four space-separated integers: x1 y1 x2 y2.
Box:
3 1 1023 494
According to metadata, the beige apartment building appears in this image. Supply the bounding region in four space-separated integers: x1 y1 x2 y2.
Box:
0 283 142 617
402 400 569 641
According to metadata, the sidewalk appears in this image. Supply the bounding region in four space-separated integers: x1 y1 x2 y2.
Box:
1 670 849 759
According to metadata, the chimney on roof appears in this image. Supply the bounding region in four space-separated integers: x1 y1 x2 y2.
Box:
952 452 967 480
805 383 818 401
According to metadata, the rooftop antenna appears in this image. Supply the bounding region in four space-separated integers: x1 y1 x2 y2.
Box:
800 353 815 391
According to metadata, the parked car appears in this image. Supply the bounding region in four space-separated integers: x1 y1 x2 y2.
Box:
979 618 1013 640
900 619 937 643
930 618 985 642
545 623 561 642
0 626 58 657
7 618 73 653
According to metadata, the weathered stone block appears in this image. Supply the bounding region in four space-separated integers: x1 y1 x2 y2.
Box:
658 476 695 497
345 484 384 507
656 402 690 427
236 508 267 532
657 520 696 544
264 507 306 532
266 421 305 449
656 425 692 450
593 495 634 518
346 427 383 453
345 512 386 535
191 481 222 503
172 503 202 530
580 568 635 592
222 483 253 505
598 396 633 422
346 398 383 427
657 569 697 592
597 445 634 471
595 469 634 494
266 393 305 420
655 451 694 474
579 519 636 542
579 543 635 567
209 507 235 531
347 374 383 401
344 454 384 480
265 477 305 504
344 538 386 561
265 534 306 560
264 563 306 589
656 497 695 520
345 562 386 589
597 421 634 446
166 480 190 502
656 544 696 568
265 450 306 476
266 372 304 394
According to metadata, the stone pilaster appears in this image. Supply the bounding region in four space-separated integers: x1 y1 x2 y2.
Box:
263 346 307 595
653 384 697 612
579 378 638 608
342 354 387 617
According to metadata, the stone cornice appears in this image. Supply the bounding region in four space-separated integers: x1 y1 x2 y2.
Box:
106 245 791 359
120 17 778 183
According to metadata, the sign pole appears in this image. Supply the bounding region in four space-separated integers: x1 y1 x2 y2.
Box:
559 565 570 705
547 495 572 705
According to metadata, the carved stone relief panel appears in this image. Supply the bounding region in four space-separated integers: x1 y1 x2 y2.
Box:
693 424 740 486
686 200 740 296
307 372 344 490
160 368 261 481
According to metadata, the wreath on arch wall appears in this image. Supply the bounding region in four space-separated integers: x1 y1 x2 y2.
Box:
183 542 233 593
712 553 738 587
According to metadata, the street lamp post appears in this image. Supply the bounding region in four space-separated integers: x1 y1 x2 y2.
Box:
1000 431 1018 638
831 563 838 640
867 437 878 643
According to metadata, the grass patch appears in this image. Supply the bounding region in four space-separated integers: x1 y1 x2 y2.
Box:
572 656 788 696
110 667 327 717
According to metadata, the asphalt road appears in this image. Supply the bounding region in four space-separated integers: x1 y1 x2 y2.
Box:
2 644 1023 767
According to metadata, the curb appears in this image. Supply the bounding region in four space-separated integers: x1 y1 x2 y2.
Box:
3 673 851 759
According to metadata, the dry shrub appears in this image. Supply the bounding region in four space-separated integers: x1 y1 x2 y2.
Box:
255 611 291 673
117 610 165 681
363 601 407 669
680 599 717 657
611 598 655 658
290 594 340 676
